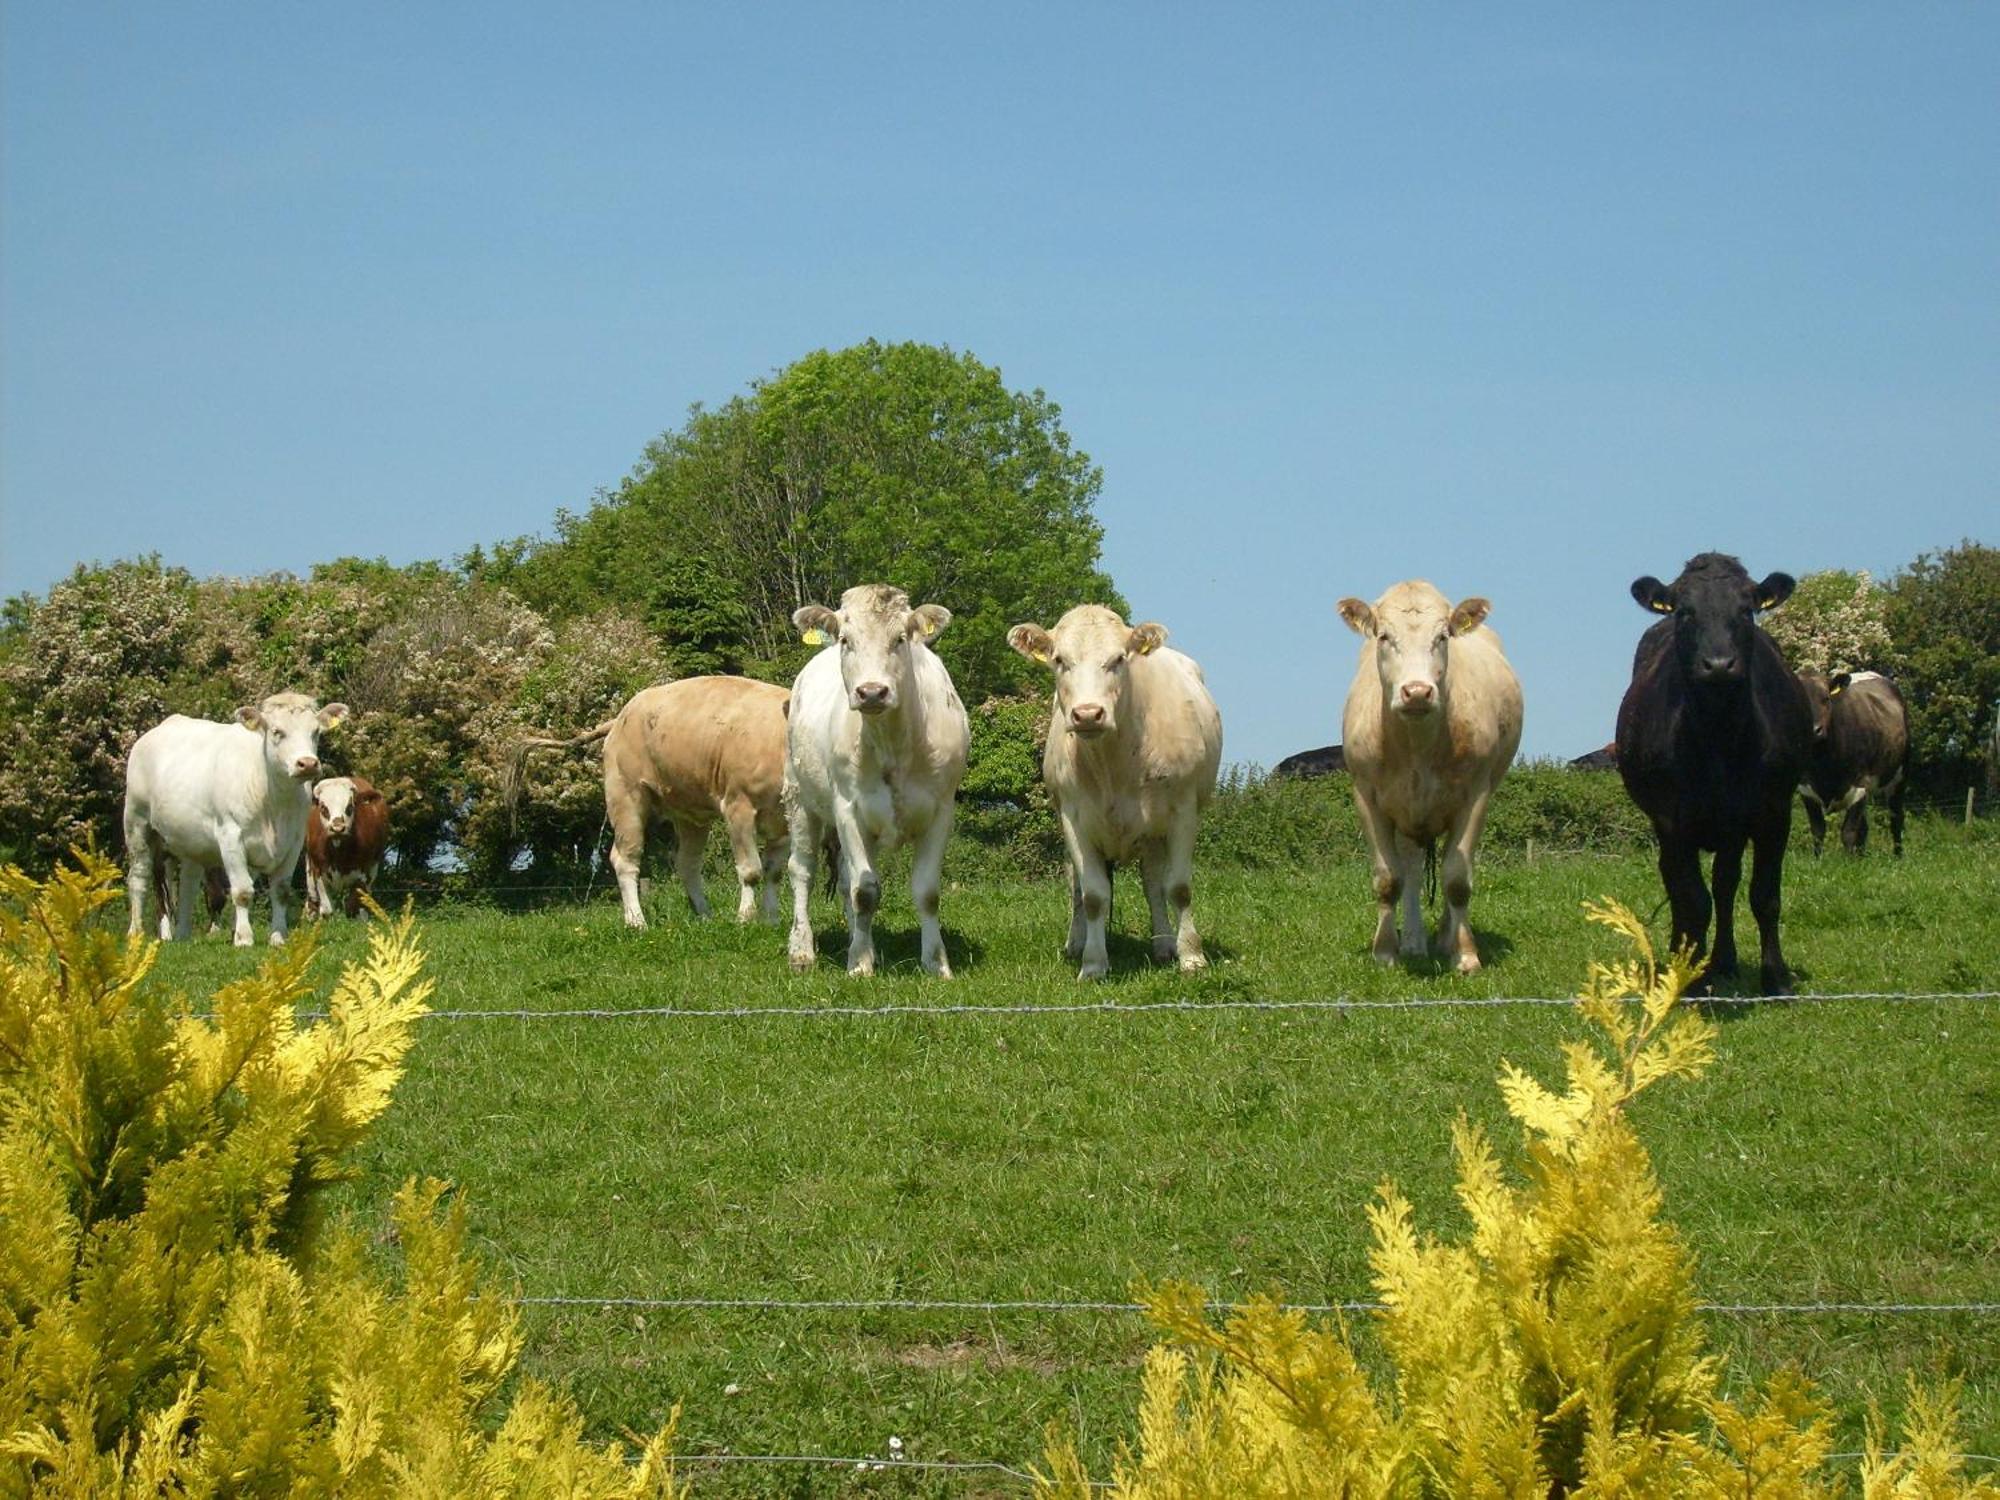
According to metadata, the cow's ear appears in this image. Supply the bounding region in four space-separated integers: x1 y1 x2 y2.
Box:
1337 598 1374 636
1630 577 1673 614
794 604 839 646
1755 572 1796 611
317 702 350 730
1007 623 1053 664
1449 597 1491 636
1127 622 1167 656
235 705 264 731
908 604 952 640
1830 672 1851 696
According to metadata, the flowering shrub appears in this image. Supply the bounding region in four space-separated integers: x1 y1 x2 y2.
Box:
1761 568 1894 675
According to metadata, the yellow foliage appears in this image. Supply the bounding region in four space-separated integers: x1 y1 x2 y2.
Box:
0 852 683 1497
1037 900 1999 1499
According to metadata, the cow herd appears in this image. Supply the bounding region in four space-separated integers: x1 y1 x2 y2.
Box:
121 555 1913 994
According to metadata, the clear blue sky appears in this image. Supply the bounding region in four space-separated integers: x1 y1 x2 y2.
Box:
5 4 1994 767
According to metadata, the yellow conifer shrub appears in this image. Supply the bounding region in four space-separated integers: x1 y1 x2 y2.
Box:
0 853 682 1497
1038 900 1996 1500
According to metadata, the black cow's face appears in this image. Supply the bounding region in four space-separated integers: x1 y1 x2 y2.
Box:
1630 556 1794 689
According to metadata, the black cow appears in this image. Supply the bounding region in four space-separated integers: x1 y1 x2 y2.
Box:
1796 670 1909 856
1273 743 1345 779
1615 554 1812 994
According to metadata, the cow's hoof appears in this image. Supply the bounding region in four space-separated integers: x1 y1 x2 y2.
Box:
1455 954 1482 976
1371 947 1398 967
847 962 875 978
1178 950 1208 973
1760 969 1795 998
1076 962 1108 981
268 932 287 946
233 936 252 949
926 960 954 980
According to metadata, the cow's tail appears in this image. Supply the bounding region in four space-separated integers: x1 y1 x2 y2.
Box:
1424 841 1439 910
502 718 617 827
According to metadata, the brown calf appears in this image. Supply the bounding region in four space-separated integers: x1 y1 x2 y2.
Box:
306 775 389 917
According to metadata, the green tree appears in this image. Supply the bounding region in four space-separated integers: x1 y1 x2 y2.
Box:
488 340 1125 703
1884 541 2000 793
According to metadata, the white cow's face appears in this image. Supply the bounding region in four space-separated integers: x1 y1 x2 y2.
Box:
1008 606 1167 739
312 776 358 834
1339 584 1489 721
795 585 951 716
237 693 349 780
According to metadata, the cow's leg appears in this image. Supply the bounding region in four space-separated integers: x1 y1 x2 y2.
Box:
606 792 651 930
1748 813 1794 995
173 857 203 944
785 803 826 972
1841 794 1869 855
719 794 767 923
1062 863 1089 963
669 818 712 919
266 860 294 947
1139 845 1174 963
757 832 789 922
1708 838 1745 982
910 806 955 979
215 834 257 947
1802 792 1827 857
832 806 882 978
1396 831 1428 958
1352 789 1402 965
1067 831 1114 981
1439 789 1495 976
1887 776 1906 857
125 812 155 939
1657 834 1711 980
1163 803 1206 973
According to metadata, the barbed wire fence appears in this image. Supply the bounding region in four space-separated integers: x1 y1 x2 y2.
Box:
354 986 1997 1487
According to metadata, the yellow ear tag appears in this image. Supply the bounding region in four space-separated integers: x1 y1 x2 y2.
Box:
1649 600 1673 614
801 628 827 646
1830 680 1845 695
1030 648 1049 664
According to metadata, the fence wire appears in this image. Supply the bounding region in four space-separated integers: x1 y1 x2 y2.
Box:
517 1293 2000 1319
236 987 2000 1025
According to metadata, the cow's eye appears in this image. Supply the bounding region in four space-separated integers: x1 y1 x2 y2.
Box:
1052 656 1068 671
1106 657 1124 672
892 637 906 650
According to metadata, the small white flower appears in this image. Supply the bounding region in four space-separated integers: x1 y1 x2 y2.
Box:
888 1436 904 1456
724 1382 742 1396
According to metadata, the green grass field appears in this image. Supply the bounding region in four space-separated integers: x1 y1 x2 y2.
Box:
147 819 2000 1495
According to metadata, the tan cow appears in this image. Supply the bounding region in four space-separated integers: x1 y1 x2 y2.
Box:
511 676 791 927
1008 606 1222 979
1337 581 1523 974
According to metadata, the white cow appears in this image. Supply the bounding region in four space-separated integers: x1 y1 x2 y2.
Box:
784 585 970 977
124 693 349 946
1338 581 1522 974
1008 606 1222 979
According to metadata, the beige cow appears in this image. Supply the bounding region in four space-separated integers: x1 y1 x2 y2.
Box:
1008 606 1222 979
1338 581 1523 974
511 676 791 927
784 585 970 977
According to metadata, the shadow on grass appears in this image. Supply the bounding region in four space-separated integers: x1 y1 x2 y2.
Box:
804 922 987 976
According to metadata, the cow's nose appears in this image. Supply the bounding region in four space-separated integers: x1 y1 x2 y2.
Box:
293 756 320 777
1070 704 1106 731
854 682 891 711
1699 655 1739 680
1399 682 1435 707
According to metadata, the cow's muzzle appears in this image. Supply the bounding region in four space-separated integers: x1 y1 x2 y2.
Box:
291 757 320 779
1393 682 1438 717
1069 704 1109 737
852 682 892 714
326 819 350 836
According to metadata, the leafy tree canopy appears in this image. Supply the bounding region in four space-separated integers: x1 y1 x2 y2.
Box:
1884 540 2000 791
478 340 1126 701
